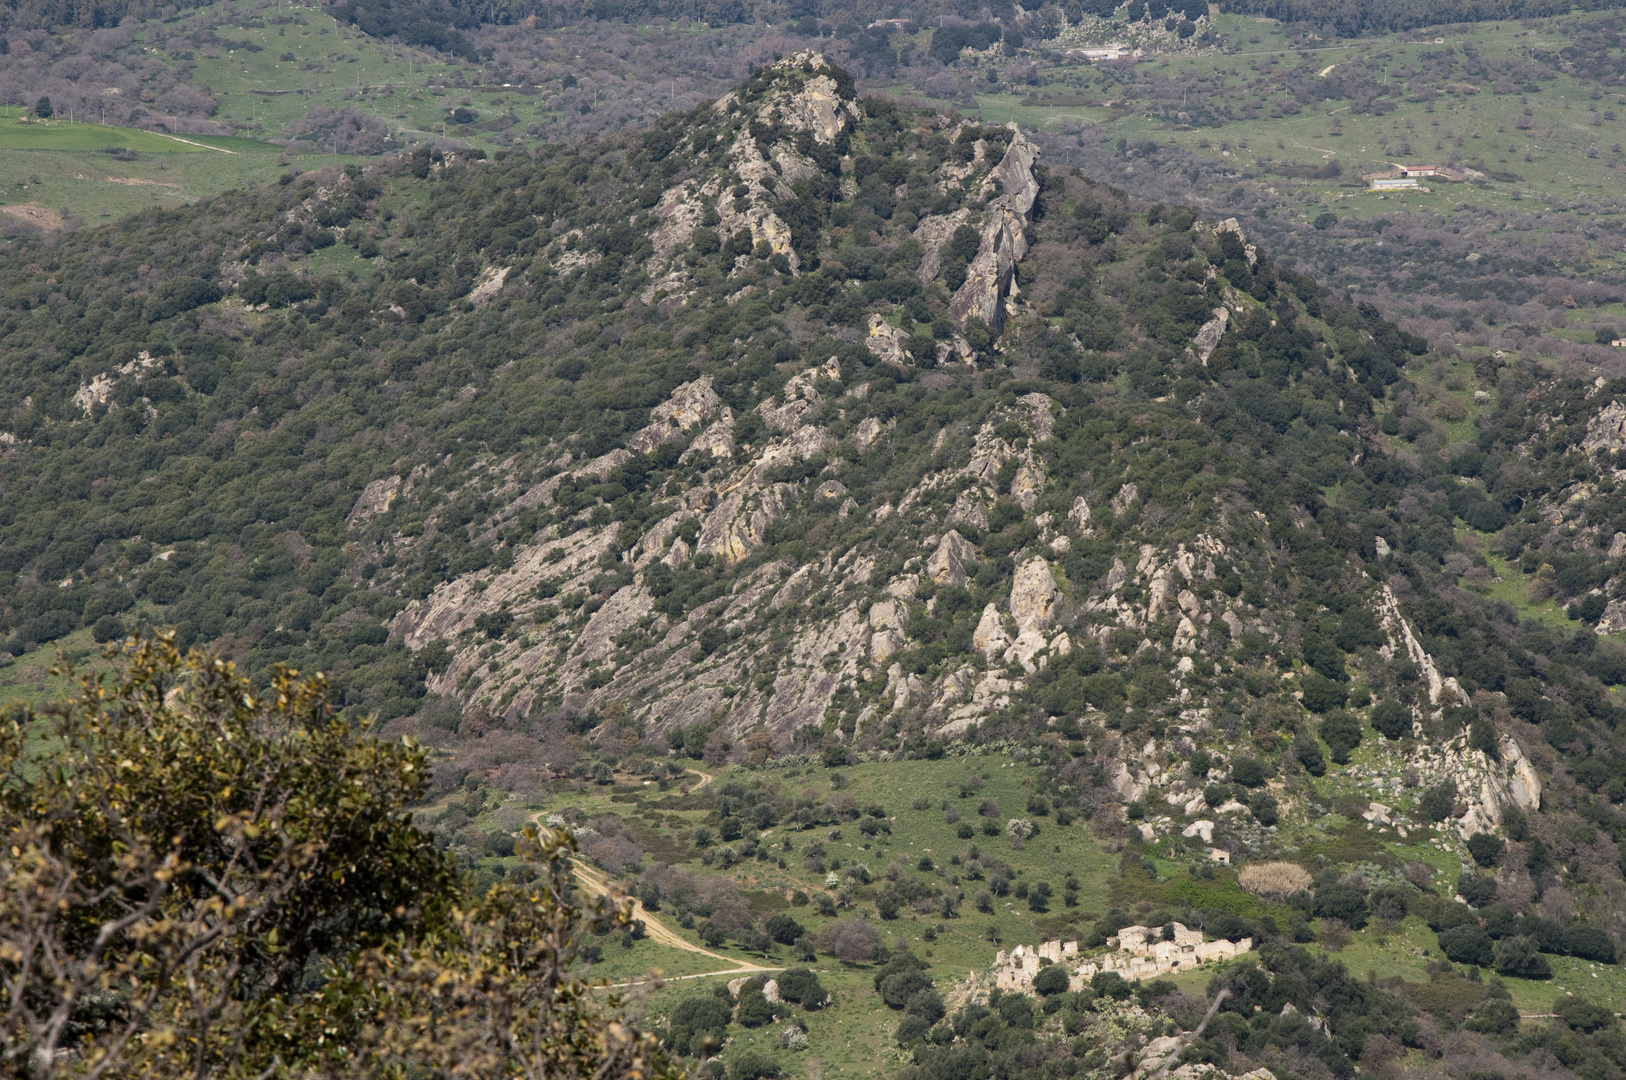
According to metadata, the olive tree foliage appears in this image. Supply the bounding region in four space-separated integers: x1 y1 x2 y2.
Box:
0 635 672 1080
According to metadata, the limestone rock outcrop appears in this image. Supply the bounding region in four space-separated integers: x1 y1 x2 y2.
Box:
927 530 977 586
865 315 908 365
348 474 404 528
949 128 1040 334
1190 307 1229 363
1373 584 1471 707
1583 399 1626 455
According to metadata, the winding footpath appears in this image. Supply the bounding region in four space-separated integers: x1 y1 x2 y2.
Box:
543 767 782 987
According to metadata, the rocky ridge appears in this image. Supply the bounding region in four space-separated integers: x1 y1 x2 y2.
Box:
347 57 1626 908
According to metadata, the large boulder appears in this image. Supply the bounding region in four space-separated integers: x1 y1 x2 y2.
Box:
1010 557 1060 635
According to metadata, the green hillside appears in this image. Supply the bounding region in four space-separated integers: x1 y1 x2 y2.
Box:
1 49 1625 1080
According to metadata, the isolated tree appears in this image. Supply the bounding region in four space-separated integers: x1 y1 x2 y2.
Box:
1420 780 1458 823
1371 700 1411 740
1466 832 1504 868
1033 963 1070 996
1493 934 1552 979
33 95 52 118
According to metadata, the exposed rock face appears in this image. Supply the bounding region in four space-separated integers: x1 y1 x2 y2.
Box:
348 474 404 528
682 412 737 463
948 490 989 531
868 599 905 663
1011 463 1045 511
1000 557 1060 673
759 358 839 431
973 604 1010 658
1208 217 1258 266
640 52 859 298
1373 584 1470 706
771 65 854 144
949 129 1040 333
816 479 847 501
697 483 795 563
913 209 975 285
927 530 977 586
1190 307 1229 363
1010 557 1059 634
853 415 886 452
466 265 509 307
629 376 725 453
1406 732 1543 838
1597 597 1626 635
865 315 908 364
1583 400 1626 455
1068 496 1092 534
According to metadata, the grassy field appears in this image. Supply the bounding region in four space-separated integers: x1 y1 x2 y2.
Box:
957 10 1626 244
0 115 355 224
441 753 1124 1078
413 736 1622 1080
0 0 512 224
0 625 110 710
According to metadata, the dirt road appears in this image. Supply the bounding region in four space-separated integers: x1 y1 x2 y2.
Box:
569 857 779 984
530 775 774 987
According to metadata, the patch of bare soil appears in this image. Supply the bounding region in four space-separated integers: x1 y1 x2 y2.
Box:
0 202 63 230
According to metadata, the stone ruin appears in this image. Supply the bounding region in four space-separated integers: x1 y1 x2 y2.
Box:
992 923 1253 992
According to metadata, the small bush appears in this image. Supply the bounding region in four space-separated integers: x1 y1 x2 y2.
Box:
728 1050 783 1080
1438 925 1495 967
1302 673 1350 714
1371 700 1410 740
1091 971 1132 1000
1419 781 1457 823
1467 833 1504 868
1293 735 1326 776
1033 964 1070 996
1458 872 1497 908
1464 997 1521 1034
765 913 806 945
1493 934 1551 979
736 984 776 1027
1231 757 1267 787
1560 925 1617 964
775 967 829 1009
91 614 126 644
1313 883 1369 930
905 988 945 1022
1319 709 1361 762
879 970 934 1009
668 994 733 1056
1555 996 1618 1033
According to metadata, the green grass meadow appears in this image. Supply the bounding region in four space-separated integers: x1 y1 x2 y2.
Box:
414 741 1622 1080
959 10 1626 246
